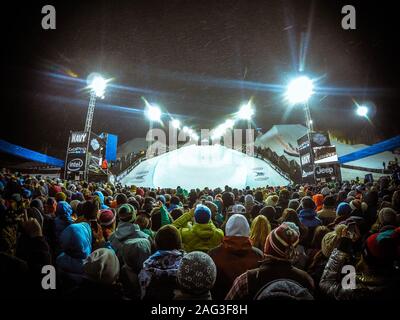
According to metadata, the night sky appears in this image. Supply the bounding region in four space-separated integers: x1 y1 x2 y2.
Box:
2 0 399 160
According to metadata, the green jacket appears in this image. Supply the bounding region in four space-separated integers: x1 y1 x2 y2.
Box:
173 209 224 252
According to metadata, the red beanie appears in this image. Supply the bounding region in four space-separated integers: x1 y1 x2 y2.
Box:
264 222 300 260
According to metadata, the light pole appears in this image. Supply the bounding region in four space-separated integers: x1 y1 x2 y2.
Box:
144 100 162 149
85 74 108 133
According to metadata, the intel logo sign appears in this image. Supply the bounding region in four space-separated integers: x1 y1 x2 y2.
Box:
67 159 83 172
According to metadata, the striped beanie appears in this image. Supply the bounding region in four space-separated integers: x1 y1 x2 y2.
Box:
264 222 300 260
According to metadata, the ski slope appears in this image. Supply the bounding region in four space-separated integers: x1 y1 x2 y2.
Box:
255 124 396 181
120 144 291 189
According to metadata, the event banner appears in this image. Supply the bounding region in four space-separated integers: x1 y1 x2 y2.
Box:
313 145 339 164
87 132 106 174
310 132 331 148
297 133 315 184
65 131 89 180
314 163 342 182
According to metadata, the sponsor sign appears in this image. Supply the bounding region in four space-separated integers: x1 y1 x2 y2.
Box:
65 131 89 180
310 132 331 148
70 132 88 144
314 163 341 182
313 145 338 164
300 153 312 166
67 158 84 172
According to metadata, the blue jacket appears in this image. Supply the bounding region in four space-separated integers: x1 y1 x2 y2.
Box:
55 201 74 241
56 222 92 283
298 208 322 228
94 191 109 210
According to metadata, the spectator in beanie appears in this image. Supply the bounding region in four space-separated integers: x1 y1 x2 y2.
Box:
226 222 314 300
244 194 255 216
253 279 314 301
320 227 400 299
44 197 57 217
370 208 398 233
138 225 184 299
115 193 128 208
98 209 116 241
109 204 149 260
288 199 300 211
68 248 121 299
135 214 155 239
328 202 352 229
173 204 223 252
209 214 263 300
307 225 347 288
174 251 217 300
313 194 324 212
278 208 308 244
317 195 337 226
259 206 279 230
120 238 152 300
170 207 184 221
298 197 322 230
81 200 105 250
249 215 271 251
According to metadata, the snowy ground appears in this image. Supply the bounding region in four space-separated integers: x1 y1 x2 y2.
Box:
255 124 396 181
120 144 291 189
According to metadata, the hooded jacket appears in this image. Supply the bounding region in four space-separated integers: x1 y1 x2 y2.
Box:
120 238 152 300
182 223 224 252
93 191 109 210
298 209 322 229
172 209 223 252
54 201 74 241
56 222 92 283
109 222 149 259
209 236 263 300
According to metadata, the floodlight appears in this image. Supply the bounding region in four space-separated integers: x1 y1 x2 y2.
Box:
237 102 255 120
145 104 162 122
356 105 368 117
89 75 107 98
286 76 314 104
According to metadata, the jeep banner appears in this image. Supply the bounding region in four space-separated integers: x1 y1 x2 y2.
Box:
314 163 341 182
65 131 89 180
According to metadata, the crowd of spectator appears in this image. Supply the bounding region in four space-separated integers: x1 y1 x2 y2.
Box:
1 168 399 300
